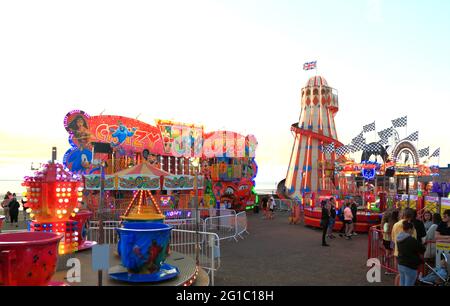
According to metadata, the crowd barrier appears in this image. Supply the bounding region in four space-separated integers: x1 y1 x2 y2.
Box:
204 211 249 241
367 225 440 276
87 219 222 285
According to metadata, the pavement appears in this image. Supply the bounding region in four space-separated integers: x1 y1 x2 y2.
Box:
214 210 393 286
1 210 394 286
0 211 28 232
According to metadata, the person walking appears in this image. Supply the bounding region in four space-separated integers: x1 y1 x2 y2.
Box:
343 202 354 240
1 192 12 223
397 221 425 286
321 200 331 247
350 201 358 236
268 197 275 220
261 197 268 219
338 199 348 237
8 193 20 227
327 197 337 239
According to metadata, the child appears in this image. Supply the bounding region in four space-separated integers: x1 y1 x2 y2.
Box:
289 203 300 225
419 254 448 285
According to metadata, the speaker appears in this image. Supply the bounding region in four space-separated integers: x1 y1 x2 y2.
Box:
385 167 395 177
91 142 112 154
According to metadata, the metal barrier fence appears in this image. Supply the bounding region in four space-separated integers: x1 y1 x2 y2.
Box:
88 220 121 244
89 208 236 222
235 211 249 239
273 199 300 212
87 219 220 285
170 229 220 286
204 214 237 241
203 211 249 242
165 218 206 232
367 226 437 276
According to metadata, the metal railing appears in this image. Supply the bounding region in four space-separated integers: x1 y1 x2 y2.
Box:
235 211 249 239
274 199 299 212
204 214 237 241
170 229 220 286
87 219 221 285
367 225 441 277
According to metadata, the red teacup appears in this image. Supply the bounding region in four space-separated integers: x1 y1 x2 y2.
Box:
0 232 62 286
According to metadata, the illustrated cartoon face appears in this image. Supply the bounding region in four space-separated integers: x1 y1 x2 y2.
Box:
67 148 92 173
237 183 251 198
224 187 235 196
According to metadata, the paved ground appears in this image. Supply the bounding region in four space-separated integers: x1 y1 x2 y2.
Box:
0 211 28 232
1 210 394 286
214 210 393 286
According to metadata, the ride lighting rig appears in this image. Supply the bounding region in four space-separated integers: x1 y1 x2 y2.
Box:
22 162 84 254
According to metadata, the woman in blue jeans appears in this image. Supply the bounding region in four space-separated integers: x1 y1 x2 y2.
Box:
396 221 425 286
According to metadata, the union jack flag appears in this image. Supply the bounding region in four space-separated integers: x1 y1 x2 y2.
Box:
303 61 317 71
430 148 440 158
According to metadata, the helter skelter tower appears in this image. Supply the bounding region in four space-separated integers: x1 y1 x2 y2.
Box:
283 76 343 200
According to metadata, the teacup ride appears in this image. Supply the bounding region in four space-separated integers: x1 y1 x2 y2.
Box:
109 191 180 283
70 210 96 251
0 215 5 232
0 232 62 286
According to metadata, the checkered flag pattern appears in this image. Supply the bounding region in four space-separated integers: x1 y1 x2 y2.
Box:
378 127 394 140
392 116 407 128
336 145 351 156
363 122 376 133
404 131 419 142
378 138 388 145
364 143 380 151
430 148 440 158
418 147 429 158
323 142 335 154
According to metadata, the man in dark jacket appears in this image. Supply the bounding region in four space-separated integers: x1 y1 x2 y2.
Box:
397 221 426 286
8 193 20 227
350 201 358 236
320 200 330 247
411 209 426 244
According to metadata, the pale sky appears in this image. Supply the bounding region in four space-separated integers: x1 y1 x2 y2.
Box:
0 0 449 193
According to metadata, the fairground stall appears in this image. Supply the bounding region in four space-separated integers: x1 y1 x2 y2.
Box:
63 110 258 215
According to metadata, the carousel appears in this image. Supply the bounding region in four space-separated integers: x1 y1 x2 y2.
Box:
85 160 203 285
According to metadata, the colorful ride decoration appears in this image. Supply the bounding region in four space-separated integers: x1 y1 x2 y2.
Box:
0 215 4 232
110 222 179 283
284 76 343 198
63 110 258 211
70 210 95 251
0 232 62 286
121 190 164 222
22 162 87 254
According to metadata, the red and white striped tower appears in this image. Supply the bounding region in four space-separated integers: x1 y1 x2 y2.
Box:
284 76 343 200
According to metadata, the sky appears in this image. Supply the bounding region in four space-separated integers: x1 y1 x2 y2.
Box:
0 0 449 193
